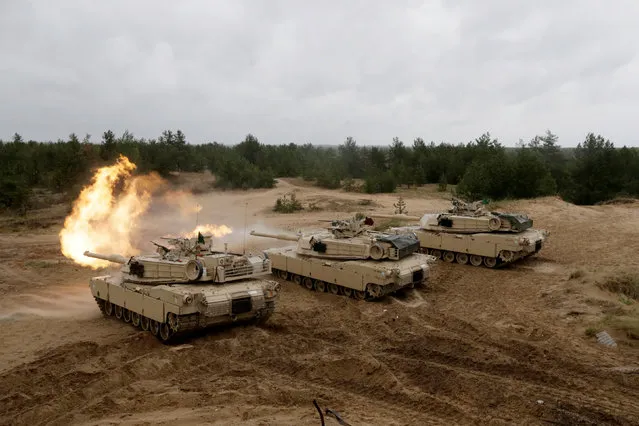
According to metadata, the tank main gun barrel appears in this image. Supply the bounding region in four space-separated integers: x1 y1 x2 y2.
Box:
83 251 128 264
249 230 299 242
369 213 421 221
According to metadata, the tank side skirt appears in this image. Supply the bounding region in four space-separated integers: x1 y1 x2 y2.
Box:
267 251 428 300
416 230 544 268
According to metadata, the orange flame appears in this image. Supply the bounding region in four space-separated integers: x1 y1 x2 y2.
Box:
186 224 233 238
59 155 163 269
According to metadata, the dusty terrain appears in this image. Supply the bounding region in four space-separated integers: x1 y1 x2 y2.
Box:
1 176 638 425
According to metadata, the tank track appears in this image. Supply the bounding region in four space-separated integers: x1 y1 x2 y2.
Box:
420 247 540 269
93 297 274 343
271 268 421 301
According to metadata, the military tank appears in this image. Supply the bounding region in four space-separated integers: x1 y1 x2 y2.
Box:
372 198 549 268
85 232 281 343
249 216 435 300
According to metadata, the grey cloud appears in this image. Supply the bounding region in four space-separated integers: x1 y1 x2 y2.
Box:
1 0 638 146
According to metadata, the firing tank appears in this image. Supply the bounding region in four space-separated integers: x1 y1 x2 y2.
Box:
372 198 549 268
85 232 281 343
249 216 436 300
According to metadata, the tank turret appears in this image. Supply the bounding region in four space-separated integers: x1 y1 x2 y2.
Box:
250 215 420 261
84 232 271 284
372 198 533 234
86 231 281 343
371 199 549 268
249 215 434 301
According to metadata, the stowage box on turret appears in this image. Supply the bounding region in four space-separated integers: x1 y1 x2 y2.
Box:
372 198 549 268
249 216 436 300
86 233 281 342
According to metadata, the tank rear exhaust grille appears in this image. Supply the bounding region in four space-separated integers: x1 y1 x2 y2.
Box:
225 264 260 277
535 240 542 251
231 296 253 315
389 248 399 260
412 269 424 283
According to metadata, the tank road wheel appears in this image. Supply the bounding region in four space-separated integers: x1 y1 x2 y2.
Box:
140 316 150 331
483 257 498 268
158 323 173 342
470 255 483 267
149 320 160 336
341 287 353 297
500 250 514 263
302 277 314 290
122 309 132 323
104 301 114 316
278 269 288 280
131 312 141 327
353 290 367 300
443 251 455 263
114 305 123 320
95 298 106 314
456 253 469 265
167 313 179 332
314 280 326 292
430 249 442 259
367 284 383 298
328 283 339 295
292 274 302 286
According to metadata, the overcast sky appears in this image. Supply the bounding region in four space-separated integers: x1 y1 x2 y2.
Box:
1 1 638 147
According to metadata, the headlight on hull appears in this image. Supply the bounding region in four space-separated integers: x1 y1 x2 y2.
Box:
518 237 530 246
264 289 278 298
264 282 281 298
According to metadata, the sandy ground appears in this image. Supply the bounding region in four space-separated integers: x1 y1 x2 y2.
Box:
1 176 638 425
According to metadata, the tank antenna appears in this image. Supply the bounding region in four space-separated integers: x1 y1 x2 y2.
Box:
195 203 200 228
243 202 248 254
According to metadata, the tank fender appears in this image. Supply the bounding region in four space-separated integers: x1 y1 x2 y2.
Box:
89 277 110 300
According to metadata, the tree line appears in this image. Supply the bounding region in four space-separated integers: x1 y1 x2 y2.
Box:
1 129 638 214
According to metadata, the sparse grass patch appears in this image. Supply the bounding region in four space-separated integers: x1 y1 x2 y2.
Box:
606 317 639 340
597 272 639 301
373 218 407 231
190 183 215 194
301 196 380 213
484 200 506 211
307 201 322 212
585 309 639 343
273 193 303 213
619 295 634 306
24 260 58 268
595 197 637 205
584 298 618 308
584 327 599 337
0 203 70 232
569 269 585 280
342 178 363 193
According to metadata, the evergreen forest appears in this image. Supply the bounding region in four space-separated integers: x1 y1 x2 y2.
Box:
2 129 638 214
